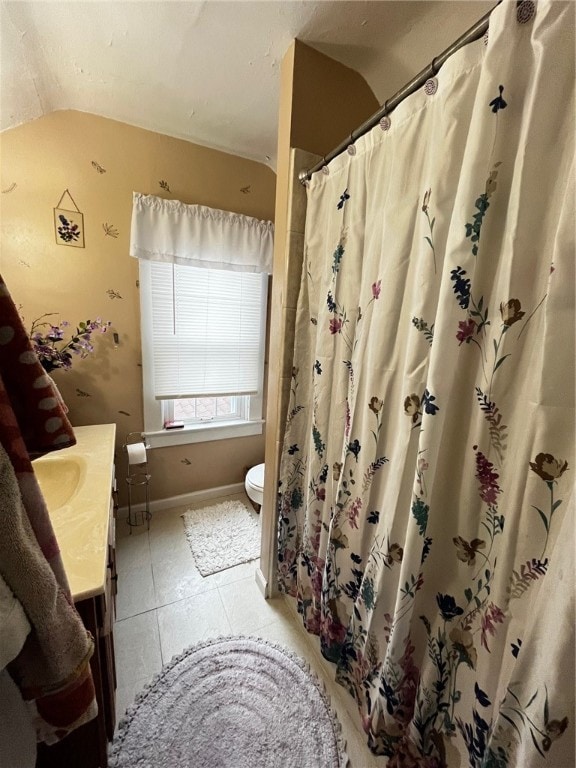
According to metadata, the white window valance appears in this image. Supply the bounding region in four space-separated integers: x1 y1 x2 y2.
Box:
130 192 274 273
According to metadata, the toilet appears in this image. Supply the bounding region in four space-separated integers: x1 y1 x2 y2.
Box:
245 463 265 512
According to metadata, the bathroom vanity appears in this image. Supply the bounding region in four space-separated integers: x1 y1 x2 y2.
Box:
33 424 117 768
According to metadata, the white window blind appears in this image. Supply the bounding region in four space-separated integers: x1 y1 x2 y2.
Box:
149 262 266 400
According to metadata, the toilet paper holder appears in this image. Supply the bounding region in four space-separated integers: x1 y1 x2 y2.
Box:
123 432 152 532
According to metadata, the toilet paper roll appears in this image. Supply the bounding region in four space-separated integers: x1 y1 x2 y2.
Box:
126 442 147 465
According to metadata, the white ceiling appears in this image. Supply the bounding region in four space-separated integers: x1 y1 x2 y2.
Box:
0 1 493 169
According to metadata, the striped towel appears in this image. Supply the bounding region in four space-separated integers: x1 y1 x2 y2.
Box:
0 275 97 744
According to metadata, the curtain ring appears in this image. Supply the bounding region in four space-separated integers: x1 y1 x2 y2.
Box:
321 158 330 175
424 77 438 96
379 115 391 132
517 0 536 23
347 135 356 156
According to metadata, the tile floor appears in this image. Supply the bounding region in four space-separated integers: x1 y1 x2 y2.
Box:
113 491 388 768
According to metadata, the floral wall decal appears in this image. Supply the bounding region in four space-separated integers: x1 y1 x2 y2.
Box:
159 179 171 193
181 458 192 465
106 289 123 300
240 185 251 194
118 410 130 416
2 182 17 194
91 161 106 174
103 223 119 238
76 388 91 397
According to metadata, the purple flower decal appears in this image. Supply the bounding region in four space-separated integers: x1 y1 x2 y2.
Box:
456 318 476 345
474 445 501 505
372 280 382 300
480 602 506 651
347 497 362 529
329 317 343 335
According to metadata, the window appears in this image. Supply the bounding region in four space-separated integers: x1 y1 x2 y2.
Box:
169 395 246 424
130 193 273 447
139 260 268 447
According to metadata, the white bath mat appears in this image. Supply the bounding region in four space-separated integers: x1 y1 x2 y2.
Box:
181 500 260 576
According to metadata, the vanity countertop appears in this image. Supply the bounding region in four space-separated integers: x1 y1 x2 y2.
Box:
33 423 116 603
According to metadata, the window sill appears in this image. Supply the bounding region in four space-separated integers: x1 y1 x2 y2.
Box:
144 419 265 448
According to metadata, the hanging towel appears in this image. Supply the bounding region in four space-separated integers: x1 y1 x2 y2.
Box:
0 570 31 673
0 573 36 768
0 275 97 744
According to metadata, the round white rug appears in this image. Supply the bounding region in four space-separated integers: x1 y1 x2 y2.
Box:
109 636 348 768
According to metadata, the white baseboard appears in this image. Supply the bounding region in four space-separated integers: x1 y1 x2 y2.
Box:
117 482 245 516
254 567 268 598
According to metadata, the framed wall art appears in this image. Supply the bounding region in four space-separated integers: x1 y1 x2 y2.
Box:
54 189 85 248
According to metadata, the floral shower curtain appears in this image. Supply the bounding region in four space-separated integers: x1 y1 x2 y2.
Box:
277 3 574 766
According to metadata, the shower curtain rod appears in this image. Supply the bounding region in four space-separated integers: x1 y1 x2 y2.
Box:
299 1 502 185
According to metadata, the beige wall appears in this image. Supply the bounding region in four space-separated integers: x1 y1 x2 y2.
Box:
290 40 381 158
0 110 276 504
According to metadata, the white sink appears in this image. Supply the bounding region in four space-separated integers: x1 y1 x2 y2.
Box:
33 455 86 510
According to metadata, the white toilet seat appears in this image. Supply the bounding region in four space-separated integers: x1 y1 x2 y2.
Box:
245 463 265 507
